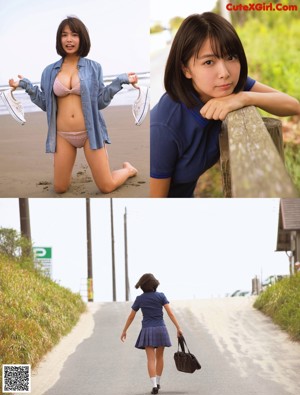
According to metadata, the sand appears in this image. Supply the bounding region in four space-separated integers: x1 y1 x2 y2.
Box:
0 106 149 197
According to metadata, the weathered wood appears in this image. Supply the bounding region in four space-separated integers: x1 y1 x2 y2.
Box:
219 106 298 198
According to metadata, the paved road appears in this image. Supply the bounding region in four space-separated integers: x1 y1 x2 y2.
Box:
41 298 300 395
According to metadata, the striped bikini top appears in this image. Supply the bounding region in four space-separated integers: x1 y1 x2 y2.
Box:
53 77 81 97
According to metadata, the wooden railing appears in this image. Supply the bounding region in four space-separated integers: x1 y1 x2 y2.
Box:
219 106 298 197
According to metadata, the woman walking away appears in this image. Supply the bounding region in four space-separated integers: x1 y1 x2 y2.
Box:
8 16 138 194
121 273 183 394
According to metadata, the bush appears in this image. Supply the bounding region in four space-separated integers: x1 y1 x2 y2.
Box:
0 228 34 268
254 274 300 341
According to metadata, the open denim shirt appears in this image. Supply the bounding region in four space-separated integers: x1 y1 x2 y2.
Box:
19 57 129 153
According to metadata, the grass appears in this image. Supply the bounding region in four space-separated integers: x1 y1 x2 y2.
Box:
254 274 300 342
0 254 86 394
284 142 300 194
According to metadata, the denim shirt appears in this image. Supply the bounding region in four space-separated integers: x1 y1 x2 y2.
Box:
19 57 129 153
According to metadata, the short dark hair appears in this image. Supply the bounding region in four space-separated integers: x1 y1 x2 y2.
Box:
135 273 160 292
56 16 91 57
164 12 248 108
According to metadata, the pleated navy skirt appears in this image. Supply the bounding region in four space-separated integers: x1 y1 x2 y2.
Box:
135 326 172 349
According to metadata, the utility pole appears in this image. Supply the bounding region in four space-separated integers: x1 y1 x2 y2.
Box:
124 207 129 301
19 198 31 241
19 198 32 257
110 199 116 301
86 198 94 302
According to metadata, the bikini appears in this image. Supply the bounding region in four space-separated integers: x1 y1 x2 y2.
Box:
53 77 88 148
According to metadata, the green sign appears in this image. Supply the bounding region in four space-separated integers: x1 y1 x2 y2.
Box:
33 247 52 277
33 247 52 259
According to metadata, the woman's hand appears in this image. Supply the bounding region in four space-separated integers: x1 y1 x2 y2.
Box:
127 72 138 88
9 75 24 91
200 92 246 121
177 328 183 337
120 330 127 342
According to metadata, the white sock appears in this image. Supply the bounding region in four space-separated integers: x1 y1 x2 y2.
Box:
156 376 161 385
150 377 157 388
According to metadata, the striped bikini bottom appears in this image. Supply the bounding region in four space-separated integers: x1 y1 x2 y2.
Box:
57 130 88 148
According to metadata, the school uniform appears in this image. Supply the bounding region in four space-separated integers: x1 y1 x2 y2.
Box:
132 291 172 349
150 76 256 197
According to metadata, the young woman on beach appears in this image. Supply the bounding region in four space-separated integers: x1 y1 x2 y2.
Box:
150 12 300 198
121 273 183 394
9 16 138 194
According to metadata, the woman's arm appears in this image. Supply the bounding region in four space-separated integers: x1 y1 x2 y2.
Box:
150 177 171 197
164 303 183 337
9 74 46 111
241 81 300 116
97 66 138 109
200 81 300 120
120 309 137 342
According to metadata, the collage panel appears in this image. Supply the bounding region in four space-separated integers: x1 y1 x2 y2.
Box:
0 0 150 198
150 0 300 198
0 198 300 395
1 0 300 395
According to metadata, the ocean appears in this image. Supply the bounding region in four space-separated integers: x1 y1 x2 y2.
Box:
0 72 150 116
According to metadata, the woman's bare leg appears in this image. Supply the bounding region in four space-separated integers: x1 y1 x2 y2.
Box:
156 347 165 376
145 347 156 377
83 140 137 193
53 134 77 193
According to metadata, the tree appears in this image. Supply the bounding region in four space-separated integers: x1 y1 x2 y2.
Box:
0 227 33 265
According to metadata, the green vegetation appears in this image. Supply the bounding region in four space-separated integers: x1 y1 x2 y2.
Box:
284 143 300 193
195 163 223 197
236 13 300 102
150 24 164 34
254 274 300 341
235 1 300 192
0 229 86 394
169 17 184 33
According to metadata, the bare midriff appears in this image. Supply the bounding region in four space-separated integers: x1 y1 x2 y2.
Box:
56 94 86 132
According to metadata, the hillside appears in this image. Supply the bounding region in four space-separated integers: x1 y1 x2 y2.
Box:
0 254 86 394
254 273 300 341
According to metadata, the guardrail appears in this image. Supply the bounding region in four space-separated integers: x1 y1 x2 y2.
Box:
219 106 298 198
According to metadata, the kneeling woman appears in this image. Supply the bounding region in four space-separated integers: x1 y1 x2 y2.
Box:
9 16 138 194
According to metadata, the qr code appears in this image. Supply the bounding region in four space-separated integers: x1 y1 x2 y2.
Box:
2 364 31 393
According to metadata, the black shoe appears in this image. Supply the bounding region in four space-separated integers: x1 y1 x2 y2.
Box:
151 388 158 394
157 384 160 390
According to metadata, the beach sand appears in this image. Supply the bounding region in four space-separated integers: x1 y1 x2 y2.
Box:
0 106 149 197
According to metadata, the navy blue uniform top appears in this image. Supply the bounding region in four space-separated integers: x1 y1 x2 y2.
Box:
150 76 256 197
132 291 169 328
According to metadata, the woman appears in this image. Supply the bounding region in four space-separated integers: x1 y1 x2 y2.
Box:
121 273 183 394
9 16 138 194
150 12 300 198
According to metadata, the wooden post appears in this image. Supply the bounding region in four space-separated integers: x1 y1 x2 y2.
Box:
219 106 298 198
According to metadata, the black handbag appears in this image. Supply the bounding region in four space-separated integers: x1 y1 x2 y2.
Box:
174 335 201 373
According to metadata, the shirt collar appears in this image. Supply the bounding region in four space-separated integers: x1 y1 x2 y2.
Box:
181 99 210 128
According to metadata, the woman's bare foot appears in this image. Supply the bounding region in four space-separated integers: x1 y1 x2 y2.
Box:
123 162 138 177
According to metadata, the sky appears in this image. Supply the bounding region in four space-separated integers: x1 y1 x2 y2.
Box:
150 0 218 26
0 0 149 85
0 198 290 302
